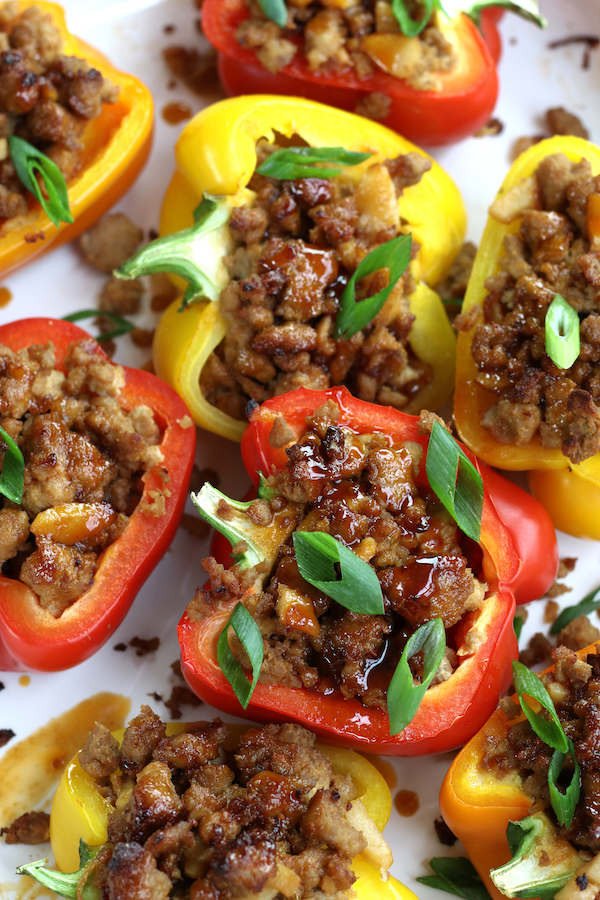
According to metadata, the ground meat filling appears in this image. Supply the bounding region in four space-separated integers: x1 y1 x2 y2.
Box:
488 645 600 855
458 153 600 464
201 143 435 421
0 339 163 616
193 403 487 710
236 0 457 90
0 2 119 224
75 708 375 900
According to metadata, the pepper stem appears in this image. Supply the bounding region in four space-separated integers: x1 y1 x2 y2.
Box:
191 483 266 570
16 841 101 900
490 813 581 898
438 0 545 28
113 193 233 307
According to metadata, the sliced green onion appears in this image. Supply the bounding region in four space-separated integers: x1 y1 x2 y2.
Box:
258 0 287 27
0 424 24 504
545 293 580 369
9 135 73 228
392 0 436 36
426 420 483 542
512 660 569 753
388 617 445 735
114 193 232 307
217 603 264 709
417 856 492 900
63 310 135 342
256 146 372 181
334 233 412 340
191 483 265 569
548 740 580 828
550 586 600 634
293 531 384 615
513 615 524 641
491 813 580 899
16 840 101 900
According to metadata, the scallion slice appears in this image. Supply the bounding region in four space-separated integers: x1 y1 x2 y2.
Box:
0 424 24 504
256 146 372 181
9 135 73 228
426 420 483 542
217 603 264 709
388 617 446 735
258 0 287 27
63 310 135 342
545 293 580 369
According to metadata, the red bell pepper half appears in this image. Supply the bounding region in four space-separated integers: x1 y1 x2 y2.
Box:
0 318 196 673
202 0 506 146
178 387 557 756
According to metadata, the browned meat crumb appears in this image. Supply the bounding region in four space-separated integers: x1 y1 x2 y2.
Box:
80 214 144 273
114 642 127 652
354 92 391 121
99 276 144 315
0 727 14 747
130 327 154 348
436 241 477 303
474 117 504 138
519 632 552 667
544 599 560 623
179 512 210 539
1 810 50 844
512 136 544 161
162 44 220 94
546 581 572 599
163 684 203 719
559 557 577 576
150 273 179 312
556 614 600 652
129 636 160 657
434 816 457 846
546 106 589 139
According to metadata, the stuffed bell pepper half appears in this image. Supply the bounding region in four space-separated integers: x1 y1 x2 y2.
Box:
117 95 466 442
0 1 153 277
200 0 545 146
17 706 415 900
453 136 600 540
440 641 600 900
0 317 196 672
178 386 558 756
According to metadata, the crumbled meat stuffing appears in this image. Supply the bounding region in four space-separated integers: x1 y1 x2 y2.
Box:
236 0 457 91
80 214 144 273
434 816 457 846
489 644 600 854
162 44 220 94
0 3 118 220
0 727 14 747
129 636 160 657
459 152 600 464
0 338 163 616
519 632 552 668
201 140 435 421
556 615 600 651
73 707 383 900
191 404 488 710
1 810 50 844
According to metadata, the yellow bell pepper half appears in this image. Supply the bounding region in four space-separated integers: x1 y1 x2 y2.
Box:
453 136 600 540
48 722 416 900
152 95 465 441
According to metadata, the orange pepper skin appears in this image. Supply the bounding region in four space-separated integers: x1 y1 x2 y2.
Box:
0 318 195 673
178 386 557 756
439 641 600 900
0 1 153 278
453 136 600 540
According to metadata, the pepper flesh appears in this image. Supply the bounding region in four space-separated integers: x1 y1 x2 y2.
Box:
153 95 465 441
0 318 196 673
439 641 600 900
0 1 153 278
178 386 557 756
49 722 415 900
453 135 600 540
201 0 503 147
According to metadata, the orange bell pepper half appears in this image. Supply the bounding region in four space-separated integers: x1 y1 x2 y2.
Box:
0 1 153 278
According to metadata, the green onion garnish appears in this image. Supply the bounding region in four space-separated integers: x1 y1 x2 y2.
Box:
293 531 385 615
388 617 445 735
0 424 24 504
258 0 287 27
334 233 412 340
392 0 435 36
417 856 492 900
426 420 483 542
550 586 600 635
16 839 100 899
217 603 264 709
256 146 372 181
9 135 73 228
114 193 232 307
454 0 546 29
63 310 135 342
513 615 524 641
512 660 580 828
545 293 580 369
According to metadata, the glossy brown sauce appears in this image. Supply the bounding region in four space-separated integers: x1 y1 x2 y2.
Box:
369 756 397 791
394 788 420 817
162 101 192 124
0 286 12 307
0 692 130 828
18 675 30 687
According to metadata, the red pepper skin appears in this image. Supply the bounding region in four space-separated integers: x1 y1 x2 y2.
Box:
179 387 556 756
202 0 499 147
0 318 196 673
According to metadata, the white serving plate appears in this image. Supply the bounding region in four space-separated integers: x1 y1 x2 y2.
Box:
1 0 600 897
